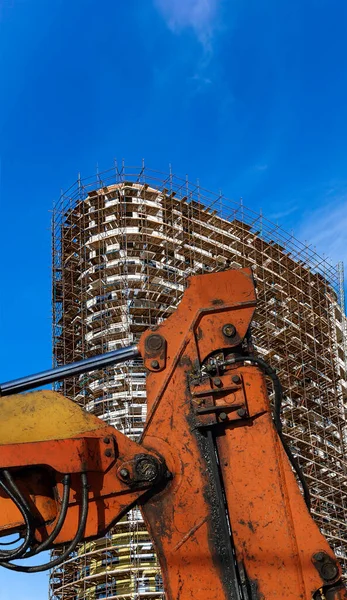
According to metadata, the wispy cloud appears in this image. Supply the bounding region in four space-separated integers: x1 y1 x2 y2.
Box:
269 205 298 221
188 72 213 94
153 0 224 96
296 193 347 269
153 0 221 54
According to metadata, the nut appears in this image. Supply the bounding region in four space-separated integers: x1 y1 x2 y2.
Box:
151 360 160 369
232 375 241 384
103 437 110 444
213 377 222 387
222 323 236 338
219 412 228 421
105 449 112 457
314 552 325 562
237 408 247 418
119 468 130 479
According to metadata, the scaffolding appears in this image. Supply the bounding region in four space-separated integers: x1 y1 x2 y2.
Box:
51 164 347 600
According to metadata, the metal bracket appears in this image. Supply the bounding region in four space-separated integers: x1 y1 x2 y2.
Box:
143 334 167 372
117 453 168 487
190 371 248 427
312 551 340 584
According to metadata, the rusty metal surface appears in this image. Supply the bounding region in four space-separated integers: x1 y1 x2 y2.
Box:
138 268 347 599
139 268 257 600
217 367 343 598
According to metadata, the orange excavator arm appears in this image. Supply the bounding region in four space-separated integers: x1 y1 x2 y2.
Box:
0 268 346 599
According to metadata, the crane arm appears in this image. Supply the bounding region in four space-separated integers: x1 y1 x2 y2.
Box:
0 268 346 599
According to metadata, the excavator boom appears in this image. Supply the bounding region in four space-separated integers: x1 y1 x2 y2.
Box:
0 268 346 599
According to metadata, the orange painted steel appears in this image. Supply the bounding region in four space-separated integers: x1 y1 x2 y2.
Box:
139 268 347 599
138 268 258 600
0 391 162 543
0 268 346 598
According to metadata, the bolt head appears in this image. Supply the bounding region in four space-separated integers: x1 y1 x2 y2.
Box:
219 412 228 421
120 468 130 479
213 377 222 387
105 449 112 458
136 458 159 481
232 375 241 384
237 408 247 418
146 334 164 352
103 437 110 444
321 562 338 581
151 359 160 369
222 323 236 338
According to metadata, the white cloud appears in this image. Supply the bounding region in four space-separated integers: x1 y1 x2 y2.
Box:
154 0 220 52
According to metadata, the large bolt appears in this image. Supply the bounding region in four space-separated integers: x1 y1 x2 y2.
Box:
146 334 164 352
105 449 112 458
219 412 228 421
103 437 110 444
151 360 160 369
222 323 236 338
213 377 222 387
232 375 241 384
136 457 159 482
237 408 247 418
313 552 339 582
321 562 339 581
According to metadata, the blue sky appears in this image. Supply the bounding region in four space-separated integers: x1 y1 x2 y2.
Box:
1 0 347 596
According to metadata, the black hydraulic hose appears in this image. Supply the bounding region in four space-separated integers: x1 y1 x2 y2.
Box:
223 355 311 510
0 472 88 573
25 474 71 557
0 472 34 561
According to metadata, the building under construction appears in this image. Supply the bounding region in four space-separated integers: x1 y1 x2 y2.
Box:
50 164 347 600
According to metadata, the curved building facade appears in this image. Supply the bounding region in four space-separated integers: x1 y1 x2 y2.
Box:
51 165 347 599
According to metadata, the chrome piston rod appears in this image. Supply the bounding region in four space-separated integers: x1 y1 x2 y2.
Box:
0 345 140 396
